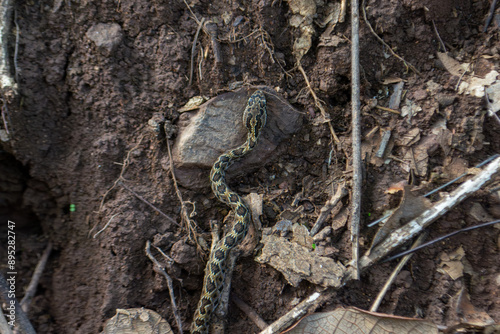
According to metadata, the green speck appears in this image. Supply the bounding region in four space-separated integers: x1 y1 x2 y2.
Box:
69 204 76 212
367 212 371 217
312 243 316 250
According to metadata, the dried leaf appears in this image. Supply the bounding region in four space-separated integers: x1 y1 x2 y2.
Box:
381 77 404 85
287 307 438 334
437 52 467 77
437 246 465 280
178 96 207 112
456 287 495 326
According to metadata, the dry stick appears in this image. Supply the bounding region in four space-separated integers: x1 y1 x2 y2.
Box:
483 0 498 32
98 134 144 211
20 242 52 313
166 137 199 243
259 290 334 334
361 0 420 75
119 181 179 226
260 156 500 334
310 182 347 236
232 294 268 330
189 17 205 86
0 273 36 334
369 233 426 312
92 212 119 238
375 105 400 115
358 155 500 270
0 0 18 98
13 9 19 83
339 0 347 23
145 240 183 334
182 0 201 25
431 20 447 53
351 0 362 281
1 93 9 134
297 64 340 145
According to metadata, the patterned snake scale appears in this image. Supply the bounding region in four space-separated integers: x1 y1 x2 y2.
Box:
191 90 267 334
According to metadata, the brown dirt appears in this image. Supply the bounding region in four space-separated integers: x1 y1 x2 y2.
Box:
0 0 499 333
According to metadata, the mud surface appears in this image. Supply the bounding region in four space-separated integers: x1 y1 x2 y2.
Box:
0 0 499 333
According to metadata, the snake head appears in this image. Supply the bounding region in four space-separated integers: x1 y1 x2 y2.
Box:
243 90 267 140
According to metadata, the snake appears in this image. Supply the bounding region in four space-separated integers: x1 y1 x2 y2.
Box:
191 90 267 334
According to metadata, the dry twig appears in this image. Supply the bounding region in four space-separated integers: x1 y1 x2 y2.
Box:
350 0 362 280
189 17 205 86
166 137 200 245
20 242 52 313
0 0 18 99
145 240 183 334
359 155 500 269
98 135 144 211
119 181 179 226
232 294 268 330
297 64 340 145
369 233 426 312
310 182 347 236
91 213 119 238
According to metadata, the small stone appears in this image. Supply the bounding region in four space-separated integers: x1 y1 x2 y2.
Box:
413 89 428 101
436 93 456 108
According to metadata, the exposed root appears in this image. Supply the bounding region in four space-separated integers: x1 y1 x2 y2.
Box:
361 0 420 75
145 240 183 334
166 137 202 250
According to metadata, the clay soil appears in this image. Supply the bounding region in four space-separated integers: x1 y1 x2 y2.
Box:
1 0 499 333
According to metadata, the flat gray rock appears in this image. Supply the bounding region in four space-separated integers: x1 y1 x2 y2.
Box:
172 86 302 189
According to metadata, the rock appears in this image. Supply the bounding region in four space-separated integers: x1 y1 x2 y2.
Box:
436 93 456 108
172 86 303 188
170 240 202 274
86 23 123 55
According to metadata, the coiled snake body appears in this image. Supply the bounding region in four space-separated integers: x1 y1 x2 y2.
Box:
191 90 267 334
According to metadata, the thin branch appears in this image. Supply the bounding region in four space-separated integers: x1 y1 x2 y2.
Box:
351 0 362 280
98 135 144 211
483 0 498 32
20 242 52 312
119 181 179 226
189 17 205 86
310 182 347 236
260 291 334 334
0 0 18 98
232 294 268 330
370 233 426 312
358 155 500 269
166 137 200 245
182 0 201 25
92 212 119 238
13 9 18 83
432 20 446 53
145 240 183 334
297 64 340 145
